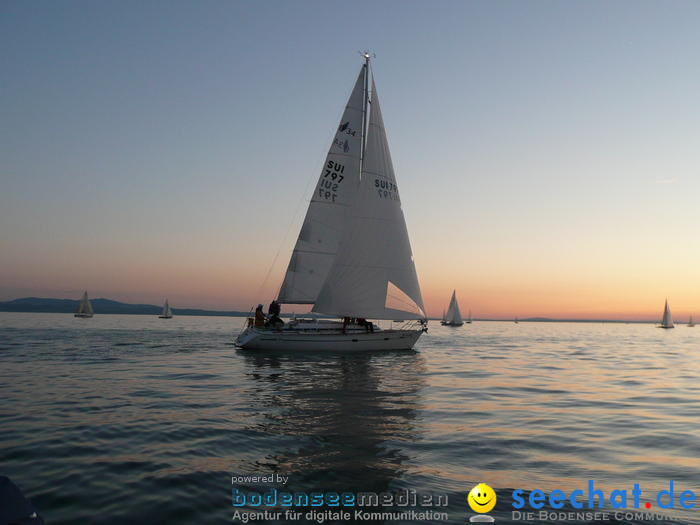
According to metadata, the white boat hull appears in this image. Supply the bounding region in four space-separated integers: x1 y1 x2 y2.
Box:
235 324 423 352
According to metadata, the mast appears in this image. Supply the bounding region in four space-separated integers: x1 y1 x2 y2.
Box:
359 51 372 180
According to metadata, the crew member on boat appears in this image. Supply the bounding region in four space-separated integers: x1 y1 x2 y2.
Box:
267 300 283 328
254 304 266 328
357 318 374 333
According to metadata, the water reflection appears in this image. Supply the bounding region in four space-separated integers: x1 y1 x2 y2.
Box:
237 350 427 496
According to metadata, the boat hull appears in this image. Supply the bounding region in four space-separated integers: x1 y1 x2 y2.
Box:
159 315 173 319
74 313 93 318
441 321 463 326
235 326 423 352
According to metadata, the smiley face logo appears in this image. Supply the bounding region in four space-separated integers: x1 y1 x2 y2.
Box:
468 483 496 513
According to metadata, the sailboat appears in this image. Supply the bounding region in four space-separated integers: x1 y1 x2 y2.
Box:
74 291 94 318
159 299 173 319
236 54 427 351
441 290 464 326
514 317 519 324
466 309 472 324
659 299 674 329
687 316 694 328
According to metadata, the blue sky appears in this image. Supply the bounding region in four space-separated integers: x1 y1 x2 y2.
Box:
1 1 699 317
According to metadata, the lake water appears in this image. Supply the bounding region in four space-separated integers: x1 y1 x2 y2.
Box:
1 313 699 524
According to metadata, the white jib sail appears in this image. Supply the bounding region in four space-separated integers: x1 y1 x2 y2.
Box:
313 77 425 320
277 66 366 304
162 299 172 317
445 290 463 325
661 299 673 327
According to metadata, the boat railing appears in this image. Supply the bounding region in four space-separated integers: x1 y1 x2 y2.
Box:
389 319 428 332
235 308 255 339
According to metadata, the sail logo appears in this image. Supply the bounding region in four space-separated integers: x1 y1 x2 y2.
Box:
338 121 357 136
333 137 350 153
333 122 356 153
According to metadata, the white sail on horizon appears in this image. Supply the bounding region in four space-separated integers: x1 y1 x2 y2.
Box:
661 299 674 328
161 299 172 318
444 290 463 325
312 76 425 320
77 291 93 316
277 67 366 305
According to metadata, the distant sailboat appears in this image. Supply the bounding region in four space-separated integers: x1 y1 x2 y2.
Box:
688 316 695 328
74 291 94 318
659 299 674 329
441 290 464 326
466 309 472 324
514 317 519 324
159 299 173 319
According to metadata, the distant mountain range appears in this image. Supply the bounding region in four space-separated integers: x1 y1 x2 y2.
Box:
0 297 251 317
0 298 653 322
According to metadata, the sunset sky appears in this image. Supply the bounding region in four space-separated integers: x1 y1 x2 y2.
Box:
2 1 699 320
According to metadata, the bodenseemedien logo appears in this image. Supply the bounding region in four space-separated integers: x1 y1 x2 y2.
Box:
468 483 496 522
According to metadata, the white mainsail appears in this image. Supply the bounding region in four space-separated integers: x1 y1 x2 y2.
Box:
77 291 93 315
660 299 674 328
312 77 425 320
277 67 366 304
445 290 463 325
161 299 172 317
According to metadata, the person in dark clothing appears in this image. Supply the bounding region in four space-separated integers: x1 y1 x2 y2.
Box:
268 300 281 317
254 304 266 328
266 300 283 328
357 318 374 333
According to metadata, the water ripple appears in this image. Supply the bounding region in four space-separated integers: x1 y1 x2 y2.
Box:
0 313 698 524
